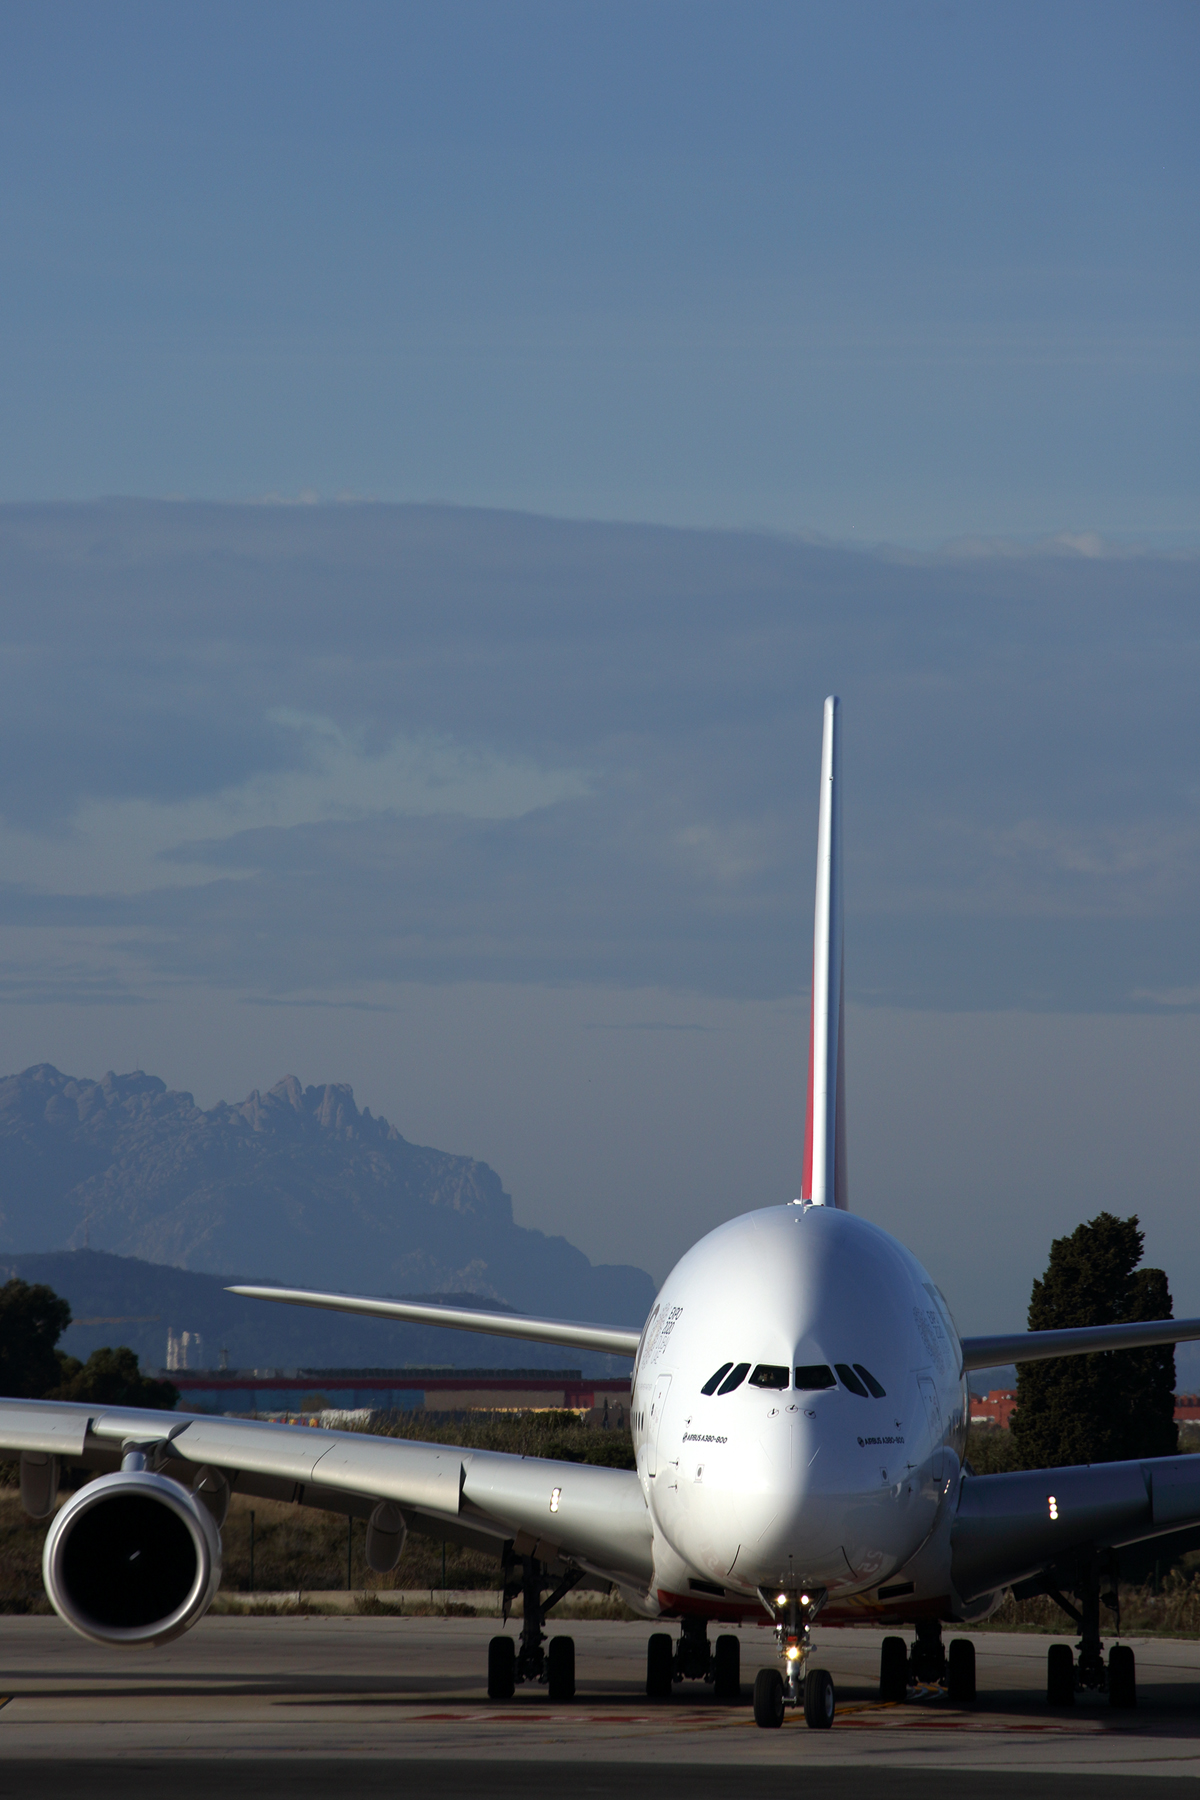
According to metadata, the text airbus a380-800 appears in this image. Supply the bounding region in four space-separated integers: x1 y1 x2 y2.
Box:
5 697 1198 1724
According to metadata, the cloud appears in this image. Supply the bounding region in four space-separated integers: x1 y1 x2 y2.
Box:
582 1020 721 1033
0 710 588 897
0 499 1197 1013
1130 984 1200 1010
931 529 1184 562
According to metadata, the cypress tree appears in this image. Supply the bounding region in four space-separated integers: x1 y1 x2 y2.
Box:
1011 1212 1177 1468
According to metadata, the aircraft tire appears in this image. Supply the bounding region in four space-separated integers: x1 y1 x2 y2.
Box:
803 1666 835 1729
947 1637 976 1704
753 1666 785 1728
646 1632 674 1699
712 1633 740 1700
1046 1643 1075 1706
879 1635 908 1702
547 1635 575 1702
487 1635 516 1701
1108 1644 1136 1709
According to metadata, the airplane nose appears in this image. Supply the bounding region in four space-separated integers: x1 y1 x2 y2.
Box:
675 1411 852 1589
677 1408 901 1592
731 1463 849 1588
741 1498 845 1586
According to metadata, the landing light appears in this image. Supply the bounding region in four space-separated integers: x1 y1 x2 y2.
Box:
786 1645 801 1661
1048 1495 1058 1521
800 1593 810 1606
776 1592 787 1605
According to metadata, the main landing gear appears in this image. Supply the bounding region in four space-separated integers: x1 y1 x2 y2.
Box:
1036 1551 1136 1710
646 1617 742 1701
752 1590 835 1729
878 1622 977 1704
487 1549 583 1703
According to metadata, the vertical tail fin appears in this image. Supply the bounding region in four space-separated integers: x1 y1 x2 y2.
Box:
801 695 848 1208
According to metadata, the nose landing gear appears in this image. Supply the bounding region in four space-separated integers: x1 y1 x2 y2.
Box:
753 1588 835 1728
645 1617 742 1700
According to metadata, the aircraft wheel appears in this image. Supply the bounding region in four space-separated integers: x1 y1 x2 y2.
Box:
947 1637 976 1704
646 1631 674 1699
1046 1642 1075 1706
712 1633 740 1700
487 1635 516 1700
804 1666 835 1728
879 1634 908 1702
1108 1644 1136 1709
547 1635 575 1702
753 1665 785 1728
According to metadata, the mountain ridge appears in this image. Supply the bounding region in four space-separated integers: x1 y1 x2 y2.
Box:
0 1248 631 1373
0 1064 654 1327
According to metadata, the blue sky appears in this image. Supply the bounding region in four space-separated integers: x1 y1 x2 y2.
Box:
0 4 1197 1334
1 0 1196 543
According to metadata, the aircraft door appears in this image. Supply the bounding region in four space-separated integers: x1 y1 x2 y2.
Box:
647 1374 672 1478
917 1375 945 1486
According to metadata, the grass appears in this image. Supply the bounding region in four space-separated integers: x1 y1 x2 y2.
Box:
966 1420 1200 1474
0 1489 54 1613
975 1573 1200 1639
367 1407 637 1469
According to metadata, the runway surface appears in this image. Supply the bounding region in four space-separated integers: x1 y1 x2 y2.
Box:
1 1616 1198 1794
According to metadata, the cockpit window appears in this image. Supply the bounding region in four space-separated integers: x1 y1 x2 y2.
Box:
749 1364 790 1390
701 1362 734 1396
795 1364 837 1390
717 1361 751 1395
835 1363 869 1397
854 1363 887 1398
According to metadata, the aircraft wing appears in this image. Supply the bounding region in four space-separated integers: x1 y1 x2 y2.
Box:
227 1284 643 1357
0 1397 654 1587
952 1451 1200 1601
961 1315 1200 1371
234 1286 1200 1371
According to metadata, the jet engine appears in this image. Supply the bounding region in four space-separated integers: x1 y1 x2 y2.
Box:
42 1469 222 1647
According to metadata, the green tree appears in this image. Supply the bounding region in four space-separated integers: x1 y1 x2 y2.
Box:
965 1424 1022 1474
0 1278 72 1397
1011 1212 1177 1469
49 1346 178 1411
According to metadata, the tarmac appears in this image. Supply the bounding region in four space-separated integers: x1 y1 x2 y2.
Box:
1 1615 1199 1797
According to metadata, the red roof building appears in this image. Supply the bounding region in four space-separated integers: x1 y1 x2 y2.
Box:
970 1389 1200 1430
970 1389 1018 1429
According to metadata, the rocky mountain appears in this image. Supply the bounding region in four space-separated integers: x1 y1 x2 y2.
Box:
0 1065 654 1329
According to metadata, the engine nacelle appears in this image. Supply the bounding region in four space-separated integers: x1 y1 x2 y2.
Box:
43 1469 222 1647
365 1500 407 1572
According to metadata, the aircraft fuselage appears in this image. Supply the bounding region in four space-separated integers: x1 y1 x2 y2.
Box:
630 1203 981 1624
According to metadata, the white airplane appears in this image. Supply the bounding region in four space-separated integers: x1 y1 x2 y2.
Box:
4 696 1200 1725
